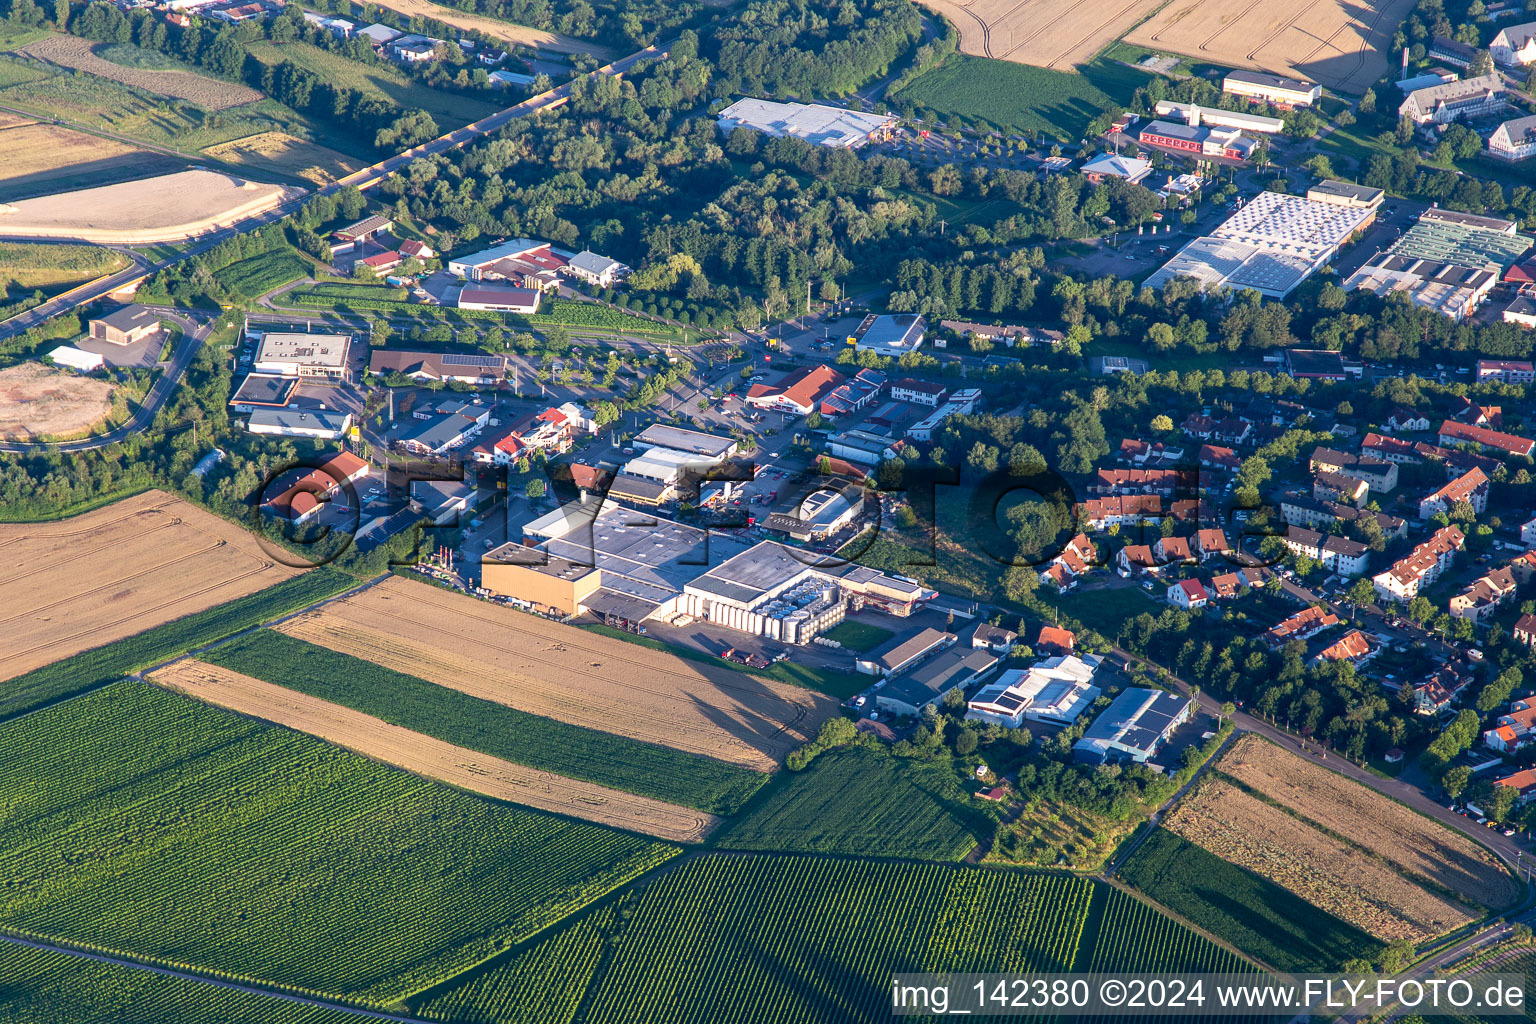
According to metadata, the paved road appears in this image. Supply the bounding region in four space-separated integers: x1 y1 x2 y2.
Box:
0 307 211 454
0 44 665 347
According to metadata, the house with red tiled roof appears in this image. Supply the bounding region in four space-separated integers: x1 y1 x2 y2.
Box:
1264 605 1339 647
1419 467 1489 519
259 452 370 524
1491 768 1536 808
357 250 403 273
1515 613 1536 649
1153 536 1194 565
1194 529 1229 561
1438 419 1535 458
744 365 846 415
1037 625 1075 654
1485 699 1536 753
1312 628 1376 666
1198 444 1240 471
1044 534 1098 590
1117 544 1158 575
1167 578 1209 609
1081 495 1163 530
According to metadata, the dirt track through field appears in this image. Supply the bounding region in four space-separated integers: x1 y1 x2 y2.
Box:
0 490 301 682
152 660 717 842
276 576 838 772
1218 735 1517 910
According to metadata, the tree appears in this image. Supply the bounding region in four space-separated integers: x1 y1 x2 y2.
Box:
1346 577 1376 620
1469 49 1495 77
1440 765 1472 800
1150 413 1174 433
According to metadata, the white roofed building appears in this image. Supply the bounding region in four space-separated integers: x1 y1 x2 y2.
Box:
716 98 897 149
967 654 1103 728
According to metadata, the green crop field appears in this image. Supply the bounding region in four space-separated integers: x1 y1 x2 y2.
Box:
0 682 677 1004
0 241 128 291
245 42 499 130
0 567 357 721
282 288 682 338
819 620 893 652
1119 828 1384 973
417 905 615 1024
714 745 993 860
0 943 381 1024
213 247 311 300
202 629 768 815
888 55 1150 141
425 855 1253 1024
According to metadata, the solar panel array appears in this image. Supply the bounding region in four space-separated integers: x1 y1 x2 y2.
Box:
440 353 505 367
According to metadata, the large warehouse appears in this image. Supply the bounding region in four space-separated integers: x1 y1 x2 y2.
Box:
716 98 897 149
1143 187 1376 298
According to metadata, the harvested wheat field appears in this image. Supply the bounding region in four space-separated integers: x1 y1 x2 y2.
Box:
276 576 839 772
0 168 302 244
914 0 1163 68
365 0 610 56
1123 0 1417 94
0 116 161 187
0 362 115 440
153 660 719 842
0 490 302 681
1165 778 1475 942
1218 735 1517 909
203 131 362 185
21 35 262 109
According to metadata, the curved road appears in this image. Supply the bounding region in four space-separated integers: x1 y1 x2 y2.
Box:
0 307 210 454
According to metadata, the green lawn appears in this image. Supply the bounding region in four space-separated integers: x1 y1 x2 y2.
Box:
245 41 500 130
213 247 312 301
889 54 1152 140
820 619 894 652
202 629 768 815
714 744 994 860
1052 584 1161 638
0 681 676 1005
1119 827 1384 972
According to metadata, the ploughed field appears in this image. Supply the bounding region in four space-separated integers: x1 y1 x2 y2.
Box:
0 490 302 683
275 576 840 772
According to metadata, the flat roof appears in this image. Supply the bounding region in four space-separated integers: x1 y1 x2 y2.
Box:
1077 687 1190 756
230 373 298 406
248 408 350 431
633 423 737 458
853 313 925 349
881 648 997 707
1224 69 1318 93
546 503 753 595
1307 180 1385 205
256 332 350 367
717 98 896 148
686 540 820 606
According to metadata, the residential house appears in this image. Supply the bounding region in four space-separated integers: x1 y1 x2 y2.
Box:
1313 629 1377 666
1439 419 1535 458
1168 578 1210 609
968 622 1018 654
1491 21 1536 65
1198 444 1241 471
1081 495 1162 530
1419 467 1489 519
1485 699 1536 753
1514 613 1536 648
1310 446 1399 492
1372 524 1466 603
1281 527 1370 576
1194 528 1230 562
1044 533 1097 590
1265 605 1340 647
565 250 630 287
1154 536 1195 566
1117 545 1159 575
1313 471 1369 505
1386 408 1431 432
1477 359 1535 385
1450 566 1518 623
1036 625 1075 655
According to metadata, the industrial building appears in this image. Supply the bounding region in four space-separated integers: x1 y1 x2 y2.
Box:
1306 180 1385 210
88 304 161 346
457 284 541 313
47 345 104 372
1222 70 1321 108
763 486 864 543
967 653 1103 728
259 452 369 525
1344 256 1499 320
566 250 630 287
447 239 568 289
1136 117 1256 160
1080 152 1152 184
848 313 926 354
1143 187 1377 298
246 407 353 439
229 373 299 412
876 647 999 718
906 389 981 442
1152 100 1283 134
715 98 897 149
368 350 508 384
1388 210 1531 269
1073 687 1193 764
253 332 351 381
744 364 845 415
633 424 738 459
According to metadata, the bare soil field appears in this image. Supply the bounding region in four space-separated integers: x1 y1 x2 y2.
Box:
0 490 302 681
1218 735 1517 909
202 131 361 185
276 576 839 772
0 362 116 440
914 0 1164 69
20 35 262 109
1122 0 1417 94
152 660 718 842
363 0 612 57
0 115 175 200
0 168 302 244
1165 778 1475 942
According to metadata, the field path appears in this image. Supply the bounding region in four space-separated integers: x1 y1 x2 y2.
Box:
275 576 838 772
151 660 720 843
